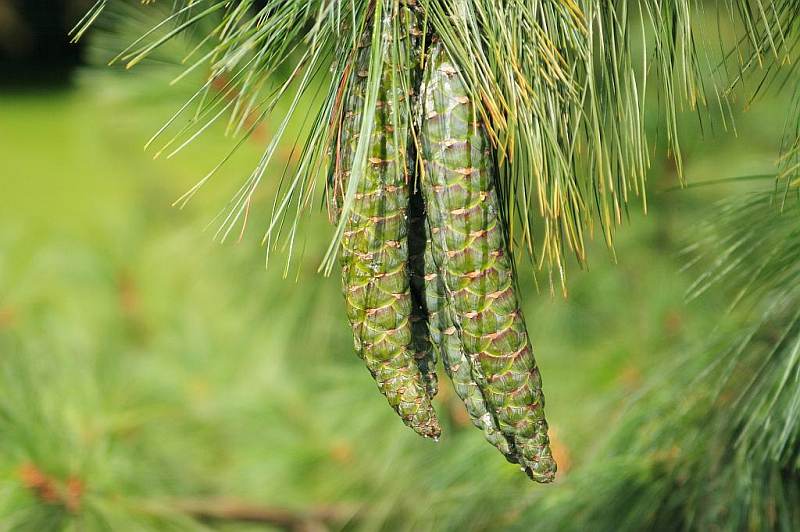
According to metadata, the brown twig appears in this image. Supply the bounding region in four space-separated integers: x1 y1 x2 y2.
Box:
168 498 356 531
18 461 355 531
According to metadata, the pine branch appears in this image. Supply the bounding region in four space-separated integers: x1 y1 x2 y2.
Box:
70 1 800 284
512 184 800 530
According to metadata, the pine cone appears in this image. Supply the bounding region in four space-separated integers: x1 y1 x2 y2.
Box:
419 40 556 481
331 6 440 439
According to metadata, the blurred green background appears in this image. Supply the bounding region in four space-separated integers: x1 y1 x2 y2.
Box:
0 2 791 530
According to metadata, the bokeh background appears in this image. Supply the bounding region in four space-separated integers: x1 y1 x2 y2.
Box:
0 2 793 530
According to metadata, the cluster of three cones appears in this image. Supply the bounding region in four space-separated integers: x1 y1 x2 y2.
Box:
330 4 555 483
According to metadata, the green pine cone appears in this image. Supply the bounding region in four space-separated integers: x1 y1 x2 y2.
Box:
419 40 556 481
331 7 440 439
422 224 516 460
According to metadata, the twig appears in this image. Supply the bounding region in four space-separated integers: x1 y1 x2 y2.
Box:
168 497 356 531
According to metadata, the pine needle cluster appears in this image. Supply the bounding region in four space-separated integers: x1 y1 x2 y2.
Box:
71 1 800 285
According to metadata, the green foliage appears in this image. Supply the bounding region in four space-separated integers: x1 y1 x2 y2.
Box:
510 188 800 531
